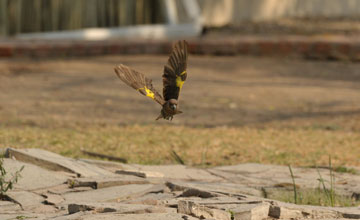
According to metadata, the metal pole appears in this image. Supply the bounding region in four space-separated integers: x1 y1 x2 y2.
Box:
163 0 178 25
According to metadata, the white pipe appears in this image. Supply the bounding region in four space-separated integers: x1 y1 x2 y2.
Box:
16 23 202 41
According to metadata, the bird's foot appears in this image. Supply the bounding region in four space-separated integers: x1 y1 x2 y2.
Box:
164 115 173 121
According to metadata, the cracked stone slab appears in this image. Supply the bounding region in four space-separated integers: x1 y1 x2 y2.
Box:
6 148 115 177
0 205 67 219
3 158 68 191
3 149 360 220
266 200 360 220
0 213 50 220
214 163 284 175
267 201 360 219
67 175 149 189
167 180 263 197
123 192 175 206
6 191 44 210
79 158 125 173
164 195 265 209
72 212 199 220
178 199 270 220
0 200 22 213
164 181 265 202
166 181 219 198
48 211 88 220
68 202 175 214
227 203 270 220
119 184 170 203
209 164 289 188
32 183 93 197
42 193 65 205
211 163 360 198
269 201 342 219
30 204 59 214
328 206 360 219
62 184 155 204
166 181 217 194
118 164 222 181
178 200 232 220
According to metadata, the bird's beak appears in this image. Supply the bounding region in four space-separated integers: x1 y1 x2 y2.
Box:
176 110 183 114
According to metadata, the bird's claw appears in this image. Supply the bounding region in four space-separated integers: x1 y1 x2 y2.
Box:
164 115 173 121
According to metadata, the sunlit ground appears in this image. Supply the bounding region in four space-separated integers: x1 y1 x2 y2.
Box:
1 55 360 167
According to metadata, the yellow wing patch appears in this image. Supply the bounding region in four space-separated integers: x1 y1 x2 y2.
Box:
137 86 155 99
176 70 186 89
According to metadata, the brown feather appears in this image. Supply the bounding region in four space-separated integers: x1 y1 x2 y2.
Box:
115 64 165 105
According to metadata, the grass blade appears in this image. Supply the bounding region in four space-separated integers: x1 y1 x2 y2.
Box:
171 150 185 165
288 164 297 204
329 156 335 207
316 166 331 204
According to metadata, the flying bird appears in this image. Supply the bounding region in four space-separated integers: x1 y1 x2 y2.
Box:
114 40 188 121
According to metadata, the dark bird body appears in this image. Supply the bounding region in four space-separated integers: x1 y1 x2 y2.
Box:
114 40 188 120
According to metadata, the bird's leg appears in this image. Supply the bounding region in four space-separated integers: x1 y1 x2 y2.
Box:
163 115 173 121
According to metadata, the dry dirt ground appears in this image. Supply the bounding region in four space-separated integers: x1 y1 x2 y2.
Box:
0 55 360 166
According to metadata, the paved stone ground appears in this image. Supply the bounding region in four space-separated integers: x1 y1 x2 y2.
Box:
1 148 360 220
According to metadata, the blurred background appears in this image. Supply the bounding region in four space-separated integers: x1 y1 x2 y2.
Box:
1 0 360 38
0 0 360 168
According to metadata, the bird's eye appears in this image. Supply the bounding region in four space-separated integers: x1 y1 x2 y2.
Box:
171 104 177 110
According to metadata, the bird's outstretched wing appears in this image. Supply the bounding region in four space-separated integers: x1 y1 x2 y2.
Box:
162 40 188 101
115 64 165 105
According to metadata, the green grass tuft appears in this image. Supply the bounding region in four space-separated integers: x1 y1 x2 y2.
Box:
268 188 359 207
334 166 358 175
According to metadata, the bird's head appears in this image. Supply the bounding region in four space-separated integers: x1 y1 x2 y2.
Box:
168 99 178 111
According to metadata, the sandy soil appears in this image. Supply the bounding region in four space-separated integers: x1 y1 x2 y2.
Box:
1 55 360 128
